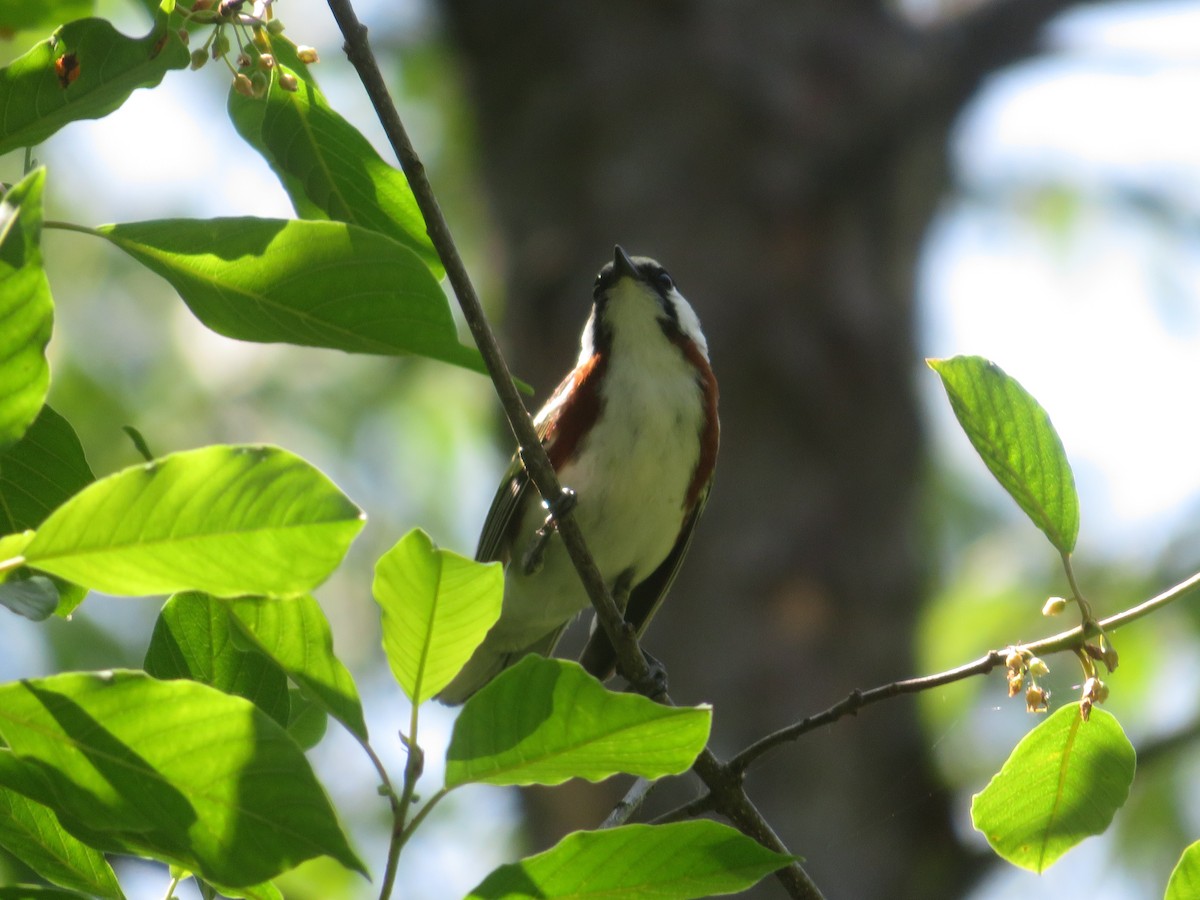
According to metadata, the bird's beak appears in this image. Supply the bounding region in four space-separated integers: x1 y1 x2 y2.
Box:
613 245 639 281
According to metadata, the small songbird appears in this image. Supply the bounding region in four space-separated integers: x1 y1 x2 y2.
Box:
438 246 719 704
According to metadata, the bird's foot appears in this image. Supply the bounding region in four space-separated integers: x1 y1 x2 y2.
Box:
520 487 578 576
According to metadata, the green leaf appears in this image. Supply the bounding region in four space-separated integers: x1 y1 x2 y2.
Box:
0 1 95 34
445 656 711 788
0 170 53 451
90 217 485 373
466 821 791 900
284 687 328 751
206 880 284 900
0 785 123 899
0 13 189 156
22 444 364 598
928 356 1079 554
0 671 366 886
228 39 440 276
971 704 1135 872
0 888 92 899
0 404 94 616
1166 840 1200 900
224 594 367 742
145 592 291 728
0 575 58 620
0 404 94 534
373 528 502 705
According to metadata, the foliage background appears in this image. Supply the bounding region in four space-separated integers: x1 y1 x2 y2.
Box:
3 0 1200 898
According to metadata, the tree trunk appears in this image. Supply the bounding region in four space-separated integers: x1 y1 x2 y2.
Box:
439 2 1077 894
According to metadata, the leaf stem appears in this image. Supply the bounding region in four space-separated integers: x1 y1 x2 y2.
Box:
0 556 26 576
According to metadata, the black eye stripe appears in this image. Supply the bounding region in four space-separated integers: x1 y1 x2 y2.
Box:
593 259 677 296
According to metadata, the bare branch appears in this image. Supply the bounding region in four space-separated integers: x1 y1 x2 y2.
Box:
725 567 1200 776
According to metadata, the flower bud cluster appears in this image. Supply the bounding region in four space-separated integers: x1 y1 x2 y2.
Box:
181 0 310 97
1004 647 1051 714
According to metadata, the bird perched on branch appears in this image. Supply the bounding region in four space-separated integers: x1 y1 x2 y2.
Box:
439 245 719 705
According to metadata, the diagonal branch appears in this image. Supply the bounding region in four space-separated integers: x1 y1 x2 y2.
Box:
324 4 824 898
725 566 1200 777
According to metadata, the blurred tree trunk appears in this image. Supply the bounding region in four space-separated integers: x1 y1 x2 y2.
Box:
440 1 1080 895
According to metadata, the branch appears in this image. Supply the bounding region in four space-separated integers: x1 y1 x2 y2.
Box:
725 567 1200 777
323 0 647 700
324 4 823 898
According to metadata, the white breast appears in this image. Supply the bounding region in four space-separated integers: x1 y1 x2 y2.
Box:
493 279 707 644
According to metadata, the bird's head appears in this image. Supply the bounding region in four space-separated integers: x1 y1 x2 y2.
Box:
579 245 710 364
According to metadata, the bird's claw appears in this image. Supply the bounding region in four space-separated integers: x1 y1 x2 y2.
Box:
624 647 669 700
521 487 578 576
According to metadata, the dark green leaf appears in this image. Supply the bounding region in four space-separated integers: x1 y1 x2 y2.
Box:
929 356 1079 554
0 14 189 156
446 656 711 788
228 38 440 275
0 887 92 899
0 575 58 620
0 671 366 886
373 528 502 704
466 821 792 900
0 170 52 451
92 217 485 373
1166 840 1200 900
224 594 367 741
0 404 94 534
971 704 1135 872
22 444 364 598
145 592 291 728
0 1 95 34
0 785 123 899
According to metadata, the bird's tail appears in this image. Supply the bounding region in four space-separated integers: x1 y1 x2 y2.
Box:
436 624 567 706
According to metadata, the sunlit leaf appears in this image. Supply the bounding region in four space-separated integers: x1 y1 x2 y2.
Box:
224 594 367 741
446 656 711 787
971 704 1135 872
373 528 502 705
0 171 52 451
0 671 366 886
0 785 123 899
466 821 791 899
228 38 440 275
145 592 291 728
90 217 484 373
1166 840 1200 900
0 13 188 155
928 356 1079 554
21 444 362 598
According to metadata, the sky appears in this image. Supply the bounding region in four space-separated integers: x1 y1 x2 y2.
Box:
921 0 1200 563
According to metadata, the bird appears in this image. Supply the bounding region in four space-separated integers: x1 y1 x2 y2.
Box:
438 245 719 705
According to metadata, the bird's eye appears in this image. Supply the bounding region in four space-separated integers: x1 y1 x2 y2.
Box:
654 271 674 291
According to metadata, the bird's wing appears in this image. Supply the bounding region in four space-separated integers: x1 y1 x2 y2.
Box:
477 364 585 563
577 481 713 680
474 452 530 564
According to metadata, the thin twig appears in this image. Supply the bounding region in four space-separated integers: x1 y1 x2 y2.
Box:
601 777 657 829
324 5 824 897
725 567 1200 776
